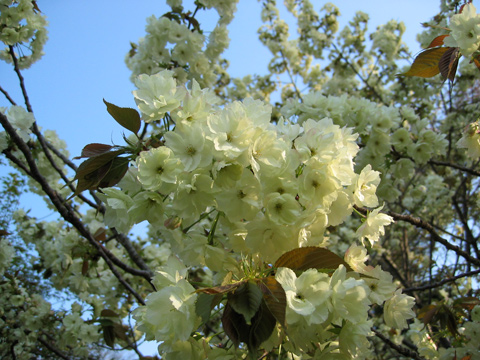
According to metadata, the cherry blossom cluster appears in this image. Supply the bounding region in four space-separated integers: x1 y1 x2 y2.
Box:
119 70 416 358
444 2 480 58
0 0 48 69
125 0 238 89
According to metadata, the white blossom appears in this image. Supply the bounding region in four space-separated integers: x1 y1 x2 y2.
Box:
355 206 394 246
383 289 416 329
444 3 480 57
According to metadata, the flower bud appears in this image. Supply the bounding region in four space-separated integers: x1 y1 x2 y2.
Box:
164 216 182 230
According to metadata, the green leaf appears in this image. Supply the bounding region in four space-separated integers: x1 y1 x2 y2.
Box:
401 47 450 78
257 276 286 328
274 246 352 273
103 99 141 134
228 280 263 325
196 293 215 324
328 325 342 335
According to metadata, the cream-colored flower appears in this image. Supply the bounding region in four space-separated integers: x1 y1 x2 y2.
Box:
444 3 480 57
383 289 415 329
355 205 394 246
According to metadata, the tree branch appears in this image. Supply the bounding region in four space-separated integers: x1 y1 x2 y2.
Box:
372 328 424 360
0 111 148 304
404 268 480 293
355 206 480 267
0 84 17 105
37 336 69 360
429 159 480 177
2 149 33 177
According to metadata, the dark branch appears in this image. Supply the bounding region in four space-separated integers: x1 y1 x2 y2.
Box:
355 206 480 267
429 159 480 177
372 328 424 360
38 336 69 360
0 111 147 305
404 268 480 293
0 84 17 105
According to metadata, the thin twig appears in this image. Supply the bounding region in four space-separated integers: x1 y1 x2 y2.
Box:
0 84 17 105
429 159 480 177
45 140 78 170
9 46 33 112
404 268 480 293
2 149 33 176
355 205 480 267
279 49 303 101
37 336 69 360
372 328 424 360
331 43 386 104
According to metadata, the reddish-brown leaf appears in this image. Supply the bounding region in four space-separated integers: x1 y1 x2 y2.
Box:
196 281 245 295
402 47 450 78
221 300 276 355
82 259 89 276
74 150 125 180
221 302 243 347
438 305 458 337
247 301 277 355
96 156 130 189
101 309 119 318
227 281 263 325
453 296 480 311
274 247 351 272
103 324 115 348
93 228 107 242
418 304 439 325
427 34 449 48
257 276 287 328
32 1 41 13
113 323 129 342
439 47 459 81
74 143 113 159
0 229 10 237
104 99 141 134
473 55 480 72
